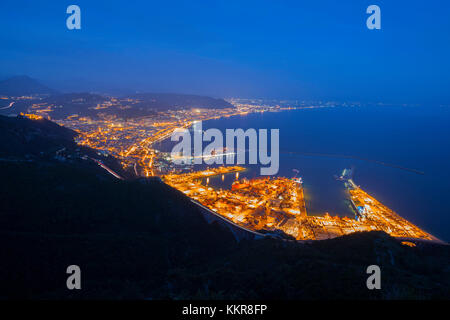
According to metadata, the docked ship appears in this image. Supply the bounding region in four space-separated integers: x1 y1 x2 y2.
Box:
232 178 250 190
291 169 303 184
292 177 303 184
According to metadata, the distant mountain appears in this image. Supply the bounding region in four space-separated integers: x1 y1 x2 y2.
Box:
35 92 158 119
0 75 59 96
3 91 232 120
125 93 234 110
40 92 107 116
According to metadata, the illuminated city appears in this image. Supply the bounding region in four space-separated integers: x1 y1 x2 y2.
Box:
16 97 440 243
19 96 309 176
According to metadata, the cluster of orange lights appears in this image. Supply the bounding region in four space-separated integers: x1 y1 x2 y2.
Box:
21 113 44 120
163 166 438 242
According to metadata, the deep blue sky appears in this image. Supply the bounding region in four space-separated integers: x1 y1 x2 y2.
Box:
0 0 449 103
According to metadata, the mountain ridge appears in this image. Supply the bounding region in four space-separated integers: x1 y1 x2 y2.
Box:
0 75 59 96
124 92 234 110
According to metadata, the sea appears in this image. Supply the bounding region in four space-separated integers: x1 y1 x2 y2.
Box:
160 105 450 242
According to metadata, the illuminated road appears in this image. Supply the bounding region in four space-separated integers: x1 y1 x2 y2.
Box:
90 158 123 180
0 101 15 110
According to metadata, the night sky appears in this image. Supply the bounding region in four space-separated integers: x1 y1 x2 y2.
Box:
1 0 449 104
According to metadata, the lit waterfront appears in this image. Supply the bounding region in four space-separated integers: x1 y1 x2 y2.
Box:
162 166 436 241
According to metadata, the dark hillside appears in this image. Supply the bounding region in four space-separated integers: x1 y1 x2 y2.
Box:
0 115 130 178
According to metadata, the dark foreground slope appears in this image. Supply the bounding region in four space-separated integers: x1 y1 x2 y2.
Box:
0 114 131 178
0 161 237 299
0 118 448 300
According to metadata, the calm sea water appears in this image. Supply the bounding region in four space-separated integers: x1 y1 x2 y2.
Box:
161 106 450 242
